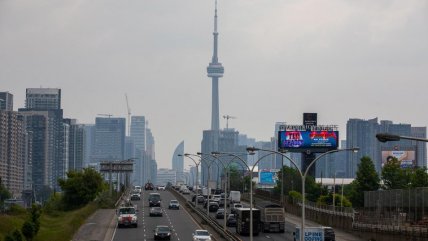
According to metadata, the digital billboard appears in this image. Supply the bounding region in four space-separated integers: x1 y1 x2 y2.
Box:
278 130 339 151
258 169 279 185
381 150 415 168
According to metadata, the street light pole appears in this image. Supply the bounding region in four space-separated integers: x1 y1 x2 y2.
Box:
246 147 359 241
179 154 200 207
376 133 428 143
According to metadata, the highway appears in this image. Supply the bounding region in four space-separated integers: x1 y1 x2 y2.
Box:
112 189 201 241
179 190 297 241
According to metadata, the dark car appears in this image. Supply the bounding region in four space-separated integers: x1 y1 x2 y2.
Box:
218 198 226 207
208 202 219 212
149 193 162 207
154 225 172 240
150 207 163 217
226 214 237 227
216 209 225 219
197 196 205 204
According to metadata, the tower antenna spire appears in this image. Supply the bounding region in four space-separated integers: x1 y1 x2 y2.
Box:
207 0 224 131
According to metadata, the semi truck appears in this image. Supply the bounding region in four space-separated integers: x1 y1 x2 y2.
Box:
235 207 261 236
256 201 285 233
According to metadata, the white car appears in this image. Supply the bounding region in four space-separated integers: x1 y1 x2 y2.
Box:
192 229 212 241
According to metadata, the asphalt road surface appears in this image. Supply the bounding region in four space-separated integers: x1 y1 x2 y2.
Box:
112 190 202 241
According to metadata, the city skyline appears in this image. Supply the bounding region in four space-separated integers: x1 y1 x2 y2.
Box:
1 0 427 168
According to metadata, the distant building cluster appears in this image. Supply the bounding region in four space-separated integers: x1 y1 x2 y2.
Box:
0 89 157 203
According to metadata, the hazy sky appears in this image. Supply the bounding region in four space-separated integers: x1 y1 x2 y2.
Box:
1 0 427 169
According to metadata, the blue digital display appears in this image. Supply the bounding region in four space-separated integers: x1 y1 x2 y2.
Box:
278 130 339 151
259 171 275 185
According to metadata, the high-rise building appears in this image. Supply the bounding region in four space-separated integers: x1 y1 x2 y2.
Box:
92 117 126 163
64 119 85 172
156 168 177 186
130 116 145 152
18 111 52 195
0 92 13 111
346 118 426 177
20 88 64 192
82 124 95 167
0 111 27 197
172 141 184 182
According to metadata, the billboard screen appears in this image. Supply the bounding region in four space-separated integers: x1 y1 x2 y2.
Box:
278 130 339 151
382 150 415 168
258 169 279 185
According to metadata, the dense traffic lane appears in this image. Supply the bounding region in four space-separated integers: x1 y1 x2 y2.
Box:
113 190 201 241
181 191 295 241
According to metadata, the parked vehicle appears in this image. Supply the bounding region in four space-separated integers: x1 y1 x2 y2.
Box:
149 193 161 207
154 225 172 240
236 208 261 236
117 206 138 228
229 191 241 204
256 201 285 233
293 226 335 241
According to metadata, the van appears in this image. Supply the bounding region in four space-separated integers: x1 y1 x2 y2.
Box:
293 226 335 241
148 193 161 207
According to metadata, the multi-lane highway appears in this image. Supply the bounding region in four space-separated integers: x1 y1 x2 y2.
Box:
112 190 202 241
179 190 296 241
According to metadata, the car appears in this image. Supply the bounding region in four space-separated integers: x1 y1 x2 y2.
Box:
218 198 226 207
231 203 243 214
208 202 219 212
168 200 180 210
182 188 190 195
157 185 166 191
197 196 205 204
215 208 226 219
154 225 172 240
192 229 212 241
226 214 237 227
150 207 163 217
117 206 138 228
212 195 221 202
149 193 162 207
130 193 141 201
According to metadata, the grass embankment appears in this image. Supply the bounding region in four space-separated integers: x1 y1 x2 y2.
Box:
34 202 98 241
0 210 28 240
0 203 98 241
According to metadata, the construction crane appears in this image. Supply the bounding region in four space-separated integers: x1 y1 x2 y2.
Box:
97 114 113 118
223 115 236 129
125 94 131 136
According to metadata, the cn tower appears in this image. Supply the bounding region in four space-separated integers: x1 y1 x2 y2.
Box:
207 0 224 131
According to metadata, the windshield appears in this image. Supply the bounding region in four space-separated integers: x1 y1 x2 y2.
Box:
170 200 178 203
149 194 161 201
157 227 170 232
119 208 136 214
195 230 209 236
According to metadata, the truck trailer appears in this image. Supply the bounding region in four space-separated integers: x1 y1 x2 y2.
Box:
256 201 285 233
235 207 261 236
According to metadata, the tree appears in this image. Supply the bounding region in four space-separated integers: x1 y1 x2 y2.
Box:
381 157 409 189
410 167 428 188
21 221 35 241
317 193 352 207
58 168 106 209
0 178 11 206
349 156 380 207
